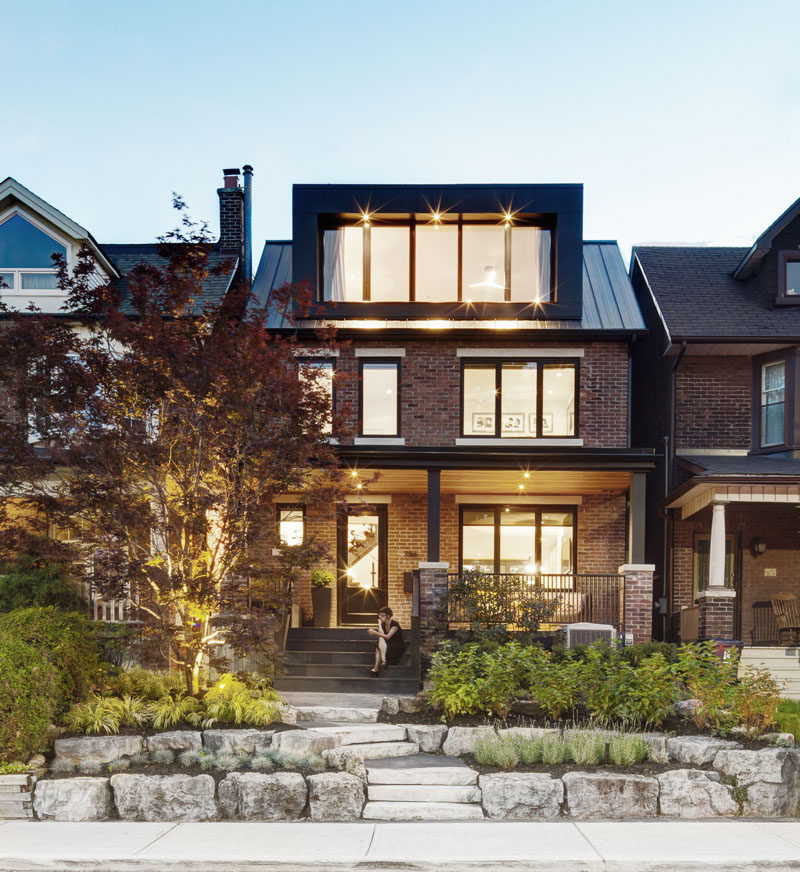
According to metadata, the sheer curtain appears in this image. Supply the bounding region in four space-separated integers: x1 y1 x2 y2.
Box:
531 229 551 302
323 229 345 302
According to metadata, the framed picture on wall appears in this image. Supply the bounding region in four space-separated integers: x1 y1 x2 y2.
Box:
542 414 553 434
501 413 524 434
472 413 495 433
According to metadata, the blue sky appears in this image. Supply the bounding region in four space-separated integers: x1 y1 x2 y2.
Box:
4 0 799 263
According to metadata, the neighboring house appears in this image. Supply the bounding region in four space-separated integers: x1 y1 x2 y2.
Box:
253 183 656 690
631 196 800 654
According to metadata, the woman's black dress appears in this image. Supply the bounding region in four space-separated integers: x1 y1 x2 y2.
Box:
379 618 405 664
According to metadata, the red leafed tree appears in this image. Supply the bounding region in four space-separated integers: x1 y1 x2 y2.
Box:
0 200 346 694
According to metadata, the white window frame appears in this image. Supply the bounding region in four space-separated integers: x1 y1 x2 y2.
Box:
0 206 72 299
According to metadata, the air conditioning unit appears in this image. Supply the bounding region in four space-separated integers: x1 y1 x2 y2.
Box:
564 622 616 648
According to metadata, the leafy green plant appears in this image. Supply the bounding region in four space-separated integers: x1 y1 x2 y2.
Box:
607 734 648 765
178 749 204 767
0 762 33 775
509 734 543 764
64 695 123 735
565 731 606 765
527 653 582 720
150 749 175 765
0 556 85 613
540 735 571 764
310 570 334 587
733 668 780 738
676 642 739 733
109 669 184 701
0 637 58 763
426 644 484 717
49 759 76 775
201 674 281 727
117 694 153 728
151 694 202 730
473 737 519 769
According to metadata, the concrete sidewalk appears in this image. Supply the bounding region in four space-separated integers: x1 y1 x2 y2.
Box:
3 819 800 871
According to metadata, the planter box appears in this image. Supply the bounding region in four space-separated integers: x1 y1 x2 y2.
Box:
0 770 44 820
311 586 332 628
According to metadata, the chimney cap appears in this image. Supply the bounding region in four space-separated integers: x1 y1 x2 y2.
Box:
223 167 241 176
243 164 254 174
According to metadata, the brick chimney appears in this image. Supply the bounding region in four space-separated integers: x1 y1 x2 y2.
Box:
217 168 243 256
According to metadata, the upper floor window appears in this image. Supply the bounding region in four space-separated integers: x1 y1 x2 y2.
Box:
0 212 66 294
360 359 399 436
323 218 551 304
278 506 305 546
461 359 577 438
298 358 334 435
760 360 785 447
778 252 800 305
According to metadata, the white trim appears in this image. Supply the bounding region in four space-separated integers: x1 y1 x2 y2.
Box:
354 437 406 445
455 495 583 505
697 588 737 599
355 347 406 357
419 561 449 569
455 437 583 447
676 449 749 456
618 564 655 573
456 347 584 358
345 494 392 504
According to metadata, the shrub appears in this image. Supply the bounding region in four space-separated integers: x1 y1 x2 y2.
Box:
565 731 606 765
64 695 123 735
201 674 282 727
0 607 101 714
620 641 678 666
426 644 484 717
250 752 275 772
607 734 648 766
540 735 571 764
150 749 175 765
0 637 58 763
527 654 582 720
473 737 519 769
0 557 85 613
151 694 202 730
178 749 203 767
676 642 739 733
0 762 33 775
117 694 153 728
109 669 184 701
734 668 780 738
509 734 543 764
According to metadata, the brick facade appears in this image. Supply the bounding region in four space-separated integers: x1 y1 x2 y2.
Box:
621 564 655 644
697 590 736 640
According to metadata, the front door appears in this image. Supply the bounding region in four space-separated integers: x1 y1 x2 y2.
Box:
337 505 388 625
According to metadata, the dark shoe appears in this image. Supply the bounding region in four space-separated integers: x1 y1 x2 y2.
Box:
368 668 380 676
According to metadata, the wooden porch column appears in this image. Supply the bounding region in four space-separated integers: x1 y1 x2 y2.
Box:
628 472 646 565
427 468 440 563
698 500 736 640
708 501 727 589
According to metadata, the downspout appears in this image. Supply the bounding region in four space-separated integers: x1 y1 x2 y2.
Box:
664 340 687 639
242 164 253 283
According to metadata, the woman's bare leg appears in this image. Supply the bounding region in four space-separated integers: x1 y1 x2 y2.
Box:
371 647 381 672
378 637 387 665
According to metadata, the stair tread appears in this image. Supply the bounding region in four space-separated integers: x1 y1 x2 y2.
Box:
362 801 484 821
368 784 482 803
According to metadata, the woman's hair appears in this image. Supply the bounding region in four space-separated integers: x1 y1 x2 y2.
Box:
379 606 393 618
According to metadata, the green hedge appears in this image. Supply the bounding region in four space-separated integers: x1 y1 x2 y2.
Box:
0 557 85 613
0 637 58 763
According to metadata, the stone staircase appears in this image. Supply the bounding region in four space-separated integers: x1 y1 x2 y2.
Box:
307 722 420 760
363 754 484 820
274 628 419 694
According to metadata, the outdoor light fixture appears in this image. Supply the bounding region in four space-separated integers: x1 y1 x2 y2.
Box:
751 537 767 557
361 212 371 227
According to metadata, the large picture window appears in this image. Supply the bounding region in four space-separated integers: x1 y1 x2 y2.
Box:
760 360 786 447
323 218 551 304
0 212 66 294
360 359 399 436
461 505 575 575
462 359 577 438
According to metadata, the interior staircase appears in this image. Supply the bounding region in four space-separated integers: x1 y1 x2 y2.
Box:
273 627 420 694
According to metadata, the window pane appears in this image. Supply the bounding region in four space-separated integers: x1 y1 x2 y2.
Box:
463 365 496 435
762 403 784 446
21 272 58 290
501 363 536 437
299 361 333 434
323 227 363 301
541 512 573 574
0 214 66 268
0 272 14 290
542 364 575 436
499 508 536 573
371 227 409 302
761 361 785 447
415 226 457 301
511 227 551 302
462 509 495 573
361 362 398 435
786 261 800 296
279 508 304 546
462 226 505 302
347 515 379 589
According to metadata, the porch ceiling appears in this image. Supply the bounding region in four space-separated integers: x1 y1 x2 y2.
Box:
668 481 800 520
348 468 632 495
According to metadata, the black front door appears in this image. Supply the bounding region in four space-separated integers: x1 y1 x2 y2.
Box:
337 505 388 625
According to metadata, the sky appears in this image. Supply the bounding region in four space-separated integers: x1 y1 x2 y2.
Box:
4 0 800 265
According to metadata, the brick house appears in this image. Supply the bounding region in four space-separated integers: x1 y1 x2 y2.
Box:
253 183 656 691
631 196 800 677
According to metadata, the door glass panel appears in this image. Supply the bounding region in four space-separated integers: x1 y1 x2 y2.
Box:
462 509 495 573
501 363 536 437
542 364 575 436
415 225 457 301
463 365 496 435
499 508 536 573
540 512 573 574
347 515 379 589
462 226 505 302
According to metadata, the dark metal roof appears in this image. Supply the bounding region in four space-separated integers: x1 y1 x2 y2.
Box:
632 245 800 341
679 454 800 477
251 240 644 333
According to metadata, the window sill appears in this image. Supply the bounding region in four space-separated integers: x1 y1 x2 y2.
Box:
354 436 406 445
455 437 583 447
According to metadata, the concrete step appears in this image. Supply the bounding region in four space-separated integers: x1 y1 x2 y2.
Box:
342 741 420 760
294 706 379 723
367 756 478 786
284 650 413 667
367 784 482 803
285 639 376 653
362 801 484 821
281 663 417 679
308 724 407 745
287 628 377 640
273 676 419 694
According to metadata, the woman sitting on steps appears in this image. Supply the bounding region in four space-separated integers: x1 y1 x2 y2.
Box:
367 607 404 675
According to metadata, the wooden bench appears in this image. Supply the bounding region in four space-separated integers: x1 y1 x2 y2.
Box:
771 594 800 646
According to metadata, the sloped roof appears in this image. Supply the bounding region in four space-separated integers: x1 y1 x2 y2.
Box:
632 246 800 341
679 454 800 478
734 194 800 279
252 240 644 332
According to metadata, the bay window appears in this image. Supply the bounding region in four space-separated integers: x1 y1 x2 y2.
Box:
462 359 577 438
360 359 399 436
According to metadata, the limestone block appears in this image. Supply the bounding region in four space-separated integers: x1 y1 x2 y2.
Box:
54 736 143 767
657 769 738 818
563 772 658 819
667 736 741 766
396 696 428 714
111 774 217 822
322 748 367 781
145 731 202 753
713 748 800 816
201 729 272 754
743 782 797 817
218 772 306 821
442 726 497 757
479 773 563 820
279 706 297 725
380 697 400 716
271 730 340 754
404 725 447 752
307 772 365 821
34 778 113 822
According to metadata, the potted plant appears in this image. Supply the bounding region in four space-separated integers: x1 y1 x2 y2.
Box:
310 570 334 628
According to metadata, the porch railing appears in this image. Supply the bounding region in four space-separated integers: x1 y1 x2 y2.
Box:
446 572 623 632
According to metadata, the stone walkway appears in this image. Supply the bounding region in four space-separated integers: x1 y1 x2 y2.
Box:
3 819 800 870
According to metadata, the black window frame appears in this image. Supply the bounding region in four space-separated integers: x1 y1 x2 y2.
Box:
358 357 401 438
458 503 578 575
296 356 336 435
319 215 555 305
752 349 794 453
776 251 800 306
276 503 306 547
459 357 579 439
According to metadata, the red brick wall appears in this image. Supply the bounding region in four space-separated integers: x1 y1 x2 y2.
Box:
578 493 627 574
330 340 630 448
675 357 752 449
623 568 654 644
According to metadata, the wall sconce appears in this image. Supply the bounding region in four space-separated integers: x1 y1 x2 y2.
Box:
750 537 767 557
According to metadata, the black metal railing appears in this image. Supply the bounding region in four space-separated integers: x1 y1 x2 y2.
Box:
446 572 623 631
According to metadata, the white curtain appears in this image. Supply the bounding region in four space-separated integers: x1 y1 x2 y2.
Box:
531 229 551 302
323 229 345 302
